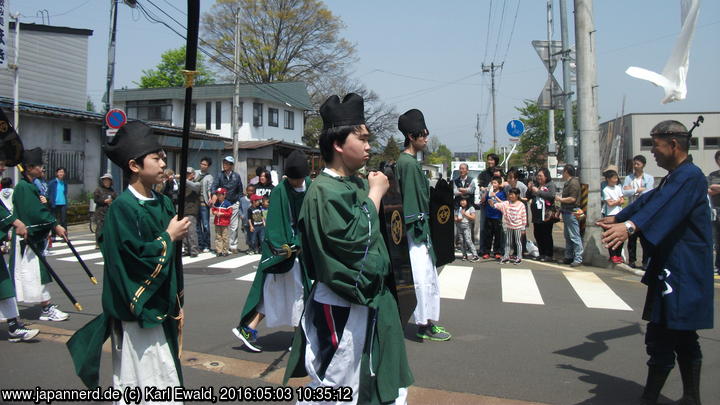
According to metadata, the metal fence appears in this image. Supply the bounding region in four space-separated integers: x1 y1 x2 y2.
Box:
46 150 84 184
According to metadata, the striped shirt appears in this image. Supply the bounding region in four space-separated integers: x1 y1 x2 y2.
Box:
494 200 527 230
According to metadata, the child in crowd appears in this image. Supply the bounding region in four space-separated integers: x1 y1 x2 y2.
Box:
261 195 270 221
602 170 625 263
239 184 255 252
481 176 506 259
490 187 528 264
247 194 265 254
455 196 479 261
212 187 233 256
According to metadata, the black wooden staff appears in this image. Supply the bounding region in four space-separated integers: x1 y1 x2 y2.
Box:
62 236 97 284
688 115 704 135
24 240 83 311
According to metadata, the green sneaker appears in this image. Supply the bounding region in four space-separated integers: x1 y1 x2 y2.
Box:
232 326 263 352
416 324 451 341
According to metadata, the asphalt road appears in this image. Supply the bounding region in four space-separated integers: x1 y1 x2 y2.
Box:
1 229 719 405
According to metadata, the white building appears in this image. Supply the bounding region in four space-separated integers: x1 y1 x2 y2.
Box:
599 112 720 177
113 82 312 144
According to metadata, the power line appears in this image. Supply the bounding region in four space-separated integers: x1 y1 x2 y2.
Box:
482 0 494 63
373 69 483 86
491 0 508 62
501 0 521 64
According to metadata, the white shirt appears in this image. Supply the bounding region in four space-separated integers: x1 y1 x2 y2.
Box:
602 184 623 216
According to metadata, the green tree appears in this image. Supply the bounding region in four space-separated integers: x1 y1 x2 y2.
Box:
202 0 355 90
427 143 453 170
382 136 401 162
515 99 576 167
86 97 96 112
136 46 216 88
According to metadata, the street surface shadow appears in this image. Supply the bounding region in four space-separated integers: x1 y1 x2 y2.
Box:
558 364 673 405
403 323 423 342
554 323 642 361
232 330 294 353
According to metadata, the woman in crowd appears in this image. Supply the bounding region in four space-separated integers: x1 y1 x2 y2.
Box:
254 170 274 198
92 173 118 246
527 168 558 262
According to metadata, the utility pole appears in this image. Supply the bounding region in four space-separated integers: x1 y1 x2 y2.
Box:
231 8 241 170
574 0 603 266
475 113 482 161
11 13 20 132
101 0 119 177
559 0 575 165
547 0 556 155
482 62 502 152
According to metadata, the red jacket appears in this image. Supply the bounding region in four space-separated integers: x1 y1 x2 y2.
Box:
211 201 233 226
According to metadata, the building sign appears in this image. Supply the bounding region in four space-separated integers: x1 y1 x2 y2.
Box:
0 0 8 68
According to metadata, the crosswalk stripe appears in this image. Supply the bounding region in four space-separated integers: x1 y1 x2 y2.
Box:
182 252 217 265
58 252 104 262
52 240 96 247
235 272 256 281
48 245 96 256
209 254 261 269
501 268 544 305
438 265 473 300
563 271 633 311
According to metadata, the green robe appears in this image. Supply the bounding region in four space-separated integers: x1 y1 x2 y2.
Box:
239 177 312 327
0 201 17 300
67 188 183 389
396 152 436 264
283 172 413 404
9 178 57 285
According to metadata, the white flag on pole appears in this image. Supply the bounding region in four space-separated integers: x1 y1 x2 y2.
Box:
0 0 8 68
625 0 701 104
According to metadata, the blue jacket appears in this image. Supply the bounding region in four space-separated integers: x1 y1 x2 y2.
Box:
210 170 244 204
616 158 713 330
47 178 68 208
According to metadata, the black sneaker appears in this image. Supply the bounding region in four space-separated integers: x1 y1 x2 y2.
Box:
232 326 262 352
9 326 40 342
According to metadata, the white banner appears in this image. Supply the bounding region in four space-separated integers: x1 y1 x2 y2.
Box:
0 0 8 68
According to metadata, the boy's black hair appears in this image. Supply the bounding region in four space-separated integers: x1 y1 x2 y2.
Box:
56 167 66 173
319 125 364 163
122 149 162 179
1 177 12 189
491 175 503 184
246 183 256 190
632 155 646 165
563 164 576 177
715 150 720 161
603 169 619 179
507 167 519 179
508 187 521 196
200 156 212 166
402 130 427 148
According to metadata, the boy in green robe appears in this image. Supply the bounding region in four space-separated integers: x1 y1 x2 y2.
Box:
232 150 312 352
396 109 451 341
283 94 413 404
0 158 38 342
10 147 69 322
67 121 190 391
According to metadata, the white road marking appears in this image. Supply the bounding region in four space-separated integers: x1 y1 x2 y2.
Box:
501 268 544 305
438 265 474 300
52 240 96 247
48 245 96 256
182 252 217 265
58 252 104 262
563 272 633 311
235 272 256 281
209 254 261 269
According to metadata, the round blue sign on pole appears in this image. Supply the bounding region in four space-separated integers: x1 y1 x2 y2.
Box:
506 119 525 137
106 109 127 129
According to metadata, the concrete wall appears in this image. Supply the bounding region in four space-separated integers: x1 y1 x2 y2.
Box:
0 28 89 111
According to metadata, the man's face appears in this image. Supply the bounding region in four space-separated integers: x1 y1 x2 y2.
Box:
337 125 371 171
246 186 256 196
131 152 167 185
487 158 496 168
508 174 517 186
222 161 233 172
187 171 195 181
650 137 675 170
562 170 571 180
633 159 645 172
410 130 429 152
459 164 468 177
491 180 500 191
56 169 65 180
200 160 210 172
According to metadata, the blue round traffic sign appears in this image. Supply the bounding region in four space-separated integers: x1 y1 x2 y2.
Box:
506 120 525 137
106 109 127 129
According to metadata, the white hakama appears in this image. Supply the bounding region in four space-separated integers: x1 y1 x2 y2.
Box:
407 234 440 325
256 257 304 328
0 297 19 320
13 237 51 304
112 321 181 405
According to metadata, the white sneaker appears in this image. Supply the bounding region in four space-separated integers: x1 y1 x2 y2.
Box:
9 326 40 342
202 248 210 253
39 304 69 321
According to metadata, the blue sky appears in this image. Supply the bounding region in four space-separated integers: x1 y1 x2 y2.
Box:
11 0 720 152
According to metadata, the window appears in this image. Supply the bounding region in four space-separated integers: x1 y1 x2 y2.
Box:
253 103 263 127
215 101 222 130
640 138 653 150
238 102 244 126
190 103 197 128
62 128 71 144
704 137 720 149
284 110 294 130
205 102 212 130
269 108 279 127
126 99 172 124
47 150 84 184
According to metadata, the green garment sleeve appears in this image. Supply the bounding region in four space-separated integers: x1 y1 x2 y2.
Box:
100 196 176 326
13 180 56 241
396 155 430 242
0 202 16 239
300 179 387 305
